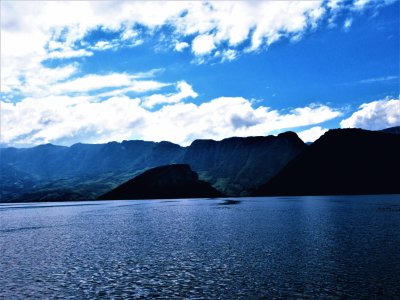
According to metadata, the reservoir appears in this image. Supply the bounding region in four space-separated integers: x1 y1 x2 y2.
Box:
1 195 399 299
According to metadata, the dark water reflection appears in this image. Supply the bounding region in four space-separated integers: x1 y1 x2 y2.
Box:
1 196 399 299
218 199 241 205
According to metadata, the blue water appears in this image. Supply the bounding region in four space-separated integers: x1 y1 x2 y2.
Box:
1 195 399 299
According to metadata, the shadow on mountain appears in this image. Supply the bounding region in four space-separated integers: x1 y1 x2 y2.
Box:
253 128 400 196
380 126 400 135
98 164 224 200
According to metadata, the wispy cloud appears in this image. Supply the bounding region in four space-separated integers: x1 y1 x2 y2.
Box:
343 18 353 30
5 69 170 100
340 75 399 86
142 81 198 109
47 48 93 59
358 75 399 84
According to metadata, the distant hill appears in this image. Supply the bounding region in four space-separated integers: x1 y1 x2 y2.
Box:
99 164 224 200
254 128 400 196
380 126 400 135
0 164 38 202
0 132 305 202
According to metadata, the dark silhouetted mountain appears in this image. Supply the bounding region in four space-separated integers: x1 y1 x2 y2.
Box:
254 128 400 196
1 132 305 201
99 164 224 200
380 126 400 135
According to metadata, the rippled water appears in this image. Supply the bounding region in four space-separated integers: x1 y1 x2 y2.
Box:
1 195 400 299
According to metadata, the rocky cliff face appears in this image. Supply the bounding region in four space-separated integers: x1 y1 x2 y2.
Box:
182 132 306 195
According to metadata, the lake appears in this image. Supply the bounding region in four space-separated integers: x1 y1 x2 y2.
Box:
1 195 400 299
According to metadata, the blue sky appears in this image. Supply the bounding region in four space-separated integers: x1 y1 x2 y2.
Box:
1 0 399 147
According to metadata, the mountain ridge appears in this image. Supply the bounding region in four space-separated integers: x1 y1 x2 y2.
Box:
2 127 398 202
1 132 305 201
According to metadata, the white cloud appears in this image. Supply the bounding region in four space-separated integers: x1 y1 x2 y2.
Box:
0 1 392 148
3 65 169 99
344 18 353 30
175 41 189 52
97 81 170 98
16 64 79 97
353 0 371 10
142 81 198 108
2 1 388 65
91 41 115 51
219 49 238 62
55 73 132 93
353 0 398 10
120 29 139 41
1 92 341 147
297 126 329 143
340 98 400 130
327 0 345 10
0 95 147 146
192 34 216 56
47 48 94 59
1 0 395 93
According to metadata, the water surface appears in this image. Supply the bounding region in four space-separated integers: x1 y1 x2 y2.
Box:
1 195 400 299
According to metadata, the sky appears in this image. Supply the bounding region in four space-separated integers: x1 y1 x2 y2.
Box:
1 0 399 147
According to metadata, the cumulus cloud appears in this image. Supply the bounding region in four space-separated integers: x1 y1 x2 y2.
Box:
192 34 216 56
1 94 341 147
0 1 392 147
1 0 394 93
297 126 329 143
340 98 400 130
1 96 147 146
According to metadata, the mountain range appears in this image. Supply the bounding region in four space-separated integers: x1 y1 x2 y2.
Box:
0 131 305 202
1 127 399 202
